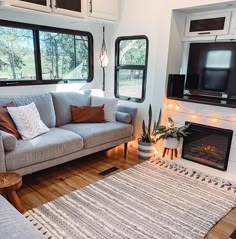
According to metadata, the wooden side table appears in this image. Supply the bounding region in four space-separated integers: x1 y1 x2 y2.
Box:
162 147 178 160
0 172 24 213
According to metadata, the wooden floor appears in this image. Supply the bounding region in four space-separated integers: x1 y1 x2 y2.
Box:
17 145 236 239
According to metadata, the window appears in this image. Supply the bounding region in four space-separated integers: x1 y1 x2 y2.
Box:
39 31 89 81
0 26 36 81
0 20 93 86
115 35 149 102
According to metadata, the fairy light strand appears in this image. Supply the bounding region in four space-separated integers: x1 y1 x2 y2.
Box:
166 101 236 123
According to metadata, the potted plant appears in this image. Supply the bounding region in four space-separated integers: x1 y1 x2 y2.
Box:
154 117 190 149
138 104 161 160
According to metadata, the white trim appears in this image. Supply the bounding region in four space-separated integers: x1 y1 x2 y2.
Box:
11 0 51 12
185 10 231 38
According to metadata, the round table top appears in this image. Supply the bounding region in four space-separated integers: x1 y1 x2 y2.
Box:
0 172 22 193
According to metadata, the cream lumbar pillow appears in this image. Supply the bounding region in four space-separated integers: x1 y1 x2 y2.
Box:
91 96 118 122
7 102 49 140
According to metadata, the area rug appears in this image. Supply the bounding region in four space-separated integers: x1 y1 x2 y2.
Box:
24 159 236 239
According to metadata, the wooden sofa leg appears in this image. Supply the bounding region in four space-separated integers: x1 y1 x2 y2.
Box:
124 143 128 157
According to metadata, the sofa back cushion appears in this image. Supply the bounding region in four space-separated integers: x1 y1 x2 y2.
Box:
0 93 56 128
51 92 91 126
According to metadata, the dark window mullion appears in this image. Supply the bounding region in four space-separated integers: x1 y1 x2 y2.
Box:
116 65 146 70
34 29 43 81
141 68 147 100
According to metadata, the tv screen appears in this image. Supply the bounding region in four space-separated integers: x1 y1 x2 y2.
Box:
186 42 236 94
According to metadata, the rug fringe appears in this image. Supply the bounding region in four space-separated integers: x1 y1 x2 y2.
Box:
24 212 54 239
149 158 236 193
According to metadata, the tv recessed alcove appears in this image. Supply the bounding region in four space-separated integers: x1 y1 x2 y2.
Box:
167 41 236 109
182 122 233 171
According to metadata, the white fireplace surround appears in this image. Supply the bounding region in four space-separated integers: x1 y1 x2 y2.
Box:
164 98 236 183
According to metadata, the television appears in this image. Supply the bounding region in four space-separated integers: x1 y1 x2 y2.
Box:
185 42 236 95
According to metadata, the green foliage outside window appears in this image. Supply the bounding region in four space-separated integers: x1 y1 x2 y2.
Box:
0 21 93 85
40 32 89 80
0 27 36 81
115 36 148 102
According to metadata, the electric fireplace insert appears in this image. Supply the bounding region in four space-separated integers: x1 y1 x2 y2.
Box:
182 122 233 171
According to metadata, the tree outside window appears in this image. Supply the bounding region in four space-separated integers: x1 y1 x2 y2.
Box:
0 21 93 86
115 36 149 102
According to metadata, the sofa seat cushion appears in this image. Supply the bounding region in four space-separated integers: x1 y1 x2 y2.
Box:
60 122 133 149
5 128 83 171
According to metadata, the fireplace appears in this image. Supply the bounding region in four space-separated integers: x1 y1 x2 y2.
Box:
182 122 233 171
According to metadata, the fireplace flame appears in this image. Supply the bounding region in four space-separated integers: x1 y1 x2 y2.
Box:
201 144 218 153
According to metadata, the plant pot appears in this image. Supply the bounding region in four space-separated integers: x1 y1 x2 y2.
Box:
138 141 154 160
164 138 179 149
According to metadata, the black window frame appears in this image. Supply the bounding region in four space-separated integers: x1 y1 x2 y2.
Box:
0 20 94 87
114 35 149 103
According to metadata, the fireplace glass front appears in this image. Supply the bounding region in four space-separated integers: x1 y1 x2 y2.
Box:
182 122 233 171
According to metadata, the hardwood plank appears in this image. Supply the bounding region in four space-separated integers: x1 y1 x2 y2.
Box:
18 145 236 238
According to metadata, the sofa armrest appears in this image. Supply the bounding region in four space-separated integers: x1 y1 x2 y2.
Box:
0 130 17 152
0 134 6 172
116 105 138 127
0 196 43 239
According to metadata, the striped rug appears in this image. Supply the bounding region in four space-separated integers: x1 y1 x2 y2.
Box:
25 159 236 239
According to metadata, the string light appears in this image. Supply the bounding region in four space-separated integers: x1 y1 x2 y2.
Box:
154 148 159 156
211 118 217 123
165 100 236 124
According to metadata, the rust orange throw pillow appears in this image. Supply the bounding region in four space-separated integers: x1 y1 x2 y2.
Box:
71 105 105 123
0 102 20 139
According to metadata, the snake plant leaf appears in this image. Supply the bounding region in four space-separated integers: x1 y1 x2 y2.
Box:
142 120 146 137
157 109 162 126
148 104 152 136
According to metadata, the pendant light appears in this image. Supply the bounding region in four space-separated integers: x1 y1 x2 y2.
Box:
99 26 109 91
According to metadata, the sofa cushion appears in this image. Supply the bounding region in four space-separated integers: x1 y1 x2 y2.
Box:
8 103 49 140
91 96 118 122
0 196 43 239
116 112 132 124
51 92 91 126
60 122 133 149
0 93 56 128
71 105 105 123
0 102 20 139
5 128 83 171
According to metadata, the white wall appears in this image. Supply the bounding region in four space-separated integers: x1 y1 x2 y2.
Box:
105 0 232 137
104 0 236 179
164 0 236 178
0 6 105 95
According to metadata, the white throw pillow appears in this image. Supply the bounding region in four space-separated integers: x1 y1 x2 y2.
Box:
7 102 49 140
91 96 118 122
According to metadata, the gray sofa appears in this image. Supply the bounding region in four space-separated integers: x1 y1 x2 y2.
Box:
0 92 137 176
0 195 43 239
